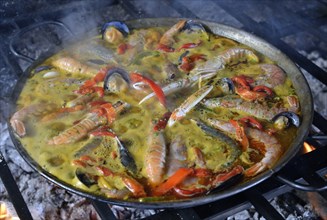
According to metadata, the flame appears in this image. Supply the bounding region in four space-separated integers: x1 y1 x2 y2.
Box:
0 203 20 220
303 142 316 153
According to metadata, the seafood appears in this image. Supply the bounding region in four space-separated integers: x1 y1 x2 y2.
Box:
74 137 103 158
193 119 241 170
145 128 166 186
204 118 283 176
202 95 288 121
48 101 129 145
115 136 137 173
166 136 188 177
75 168 96 187
103 67 130 93
102 21 129 44
168 85 213 127
159 20 186 47
182 20 209 40
191 47 259 75
255 64 286 88
12 20 302 201
10 102 57 137
139 72 216 104
52 57 97 76
272 111 301 130
72 42 118 64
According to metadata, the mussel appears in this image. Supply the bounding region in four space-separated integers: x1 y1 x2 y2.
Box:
193 119 241 169
115 136 137 173
101 21 130 44
103 67 130 93
182 20 210 40
34 65 53 74
75 168 96 188
272 111 300 130
217 78 235 94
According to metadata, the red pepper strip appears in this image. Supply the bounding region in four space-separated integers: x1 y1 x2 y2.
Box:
252 85 273 97
81 79 96 89
72 159 87 168
154 112 172 131
174 186 207 197
80 155 97 163
193 168 212 178
93 87 104 97
157 43 175 52
177 41 202 52
130 72 167 107
96 166 114 176
122 176 146 197
152 168 193 196
88 100 108 107
239 116 263 130
117 43 132 55
189 53 207 62
93 72 106 83
230 119 249 151
211 165 244 186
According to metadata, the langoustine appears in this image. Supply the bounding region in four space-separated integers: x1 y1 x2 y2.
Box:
10 102 57 137
48 101 129 145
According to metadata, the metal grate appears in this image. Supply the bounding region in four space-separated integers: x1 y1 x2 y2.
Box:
0 1 326 219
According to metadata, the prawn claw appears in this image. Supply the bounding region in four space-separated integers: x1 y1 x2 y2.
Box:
168 85 213 127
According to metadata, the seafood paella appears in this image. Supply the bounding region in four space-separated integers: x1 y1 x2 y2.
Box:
10 20 301 201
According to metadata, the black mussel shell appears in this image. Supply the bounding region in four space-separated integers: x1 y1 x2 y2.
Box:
101 21 130 38
75 168 97 188
103 67 130 91
272 111 301 128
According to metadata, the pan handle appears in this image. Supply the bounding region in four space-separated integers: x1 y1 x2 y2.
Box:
9 21 73 63
274 174 327 192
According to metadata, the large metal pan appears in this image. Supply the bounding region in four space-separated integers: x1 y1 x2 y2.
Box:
8 18 314 209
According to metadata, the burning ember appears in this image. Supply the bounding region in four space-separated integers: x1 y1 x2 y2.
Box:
303 142 316 153
0 203 19 220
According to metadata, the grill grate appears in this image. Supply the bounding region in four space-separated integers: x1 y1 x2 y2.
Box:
0 1 326 219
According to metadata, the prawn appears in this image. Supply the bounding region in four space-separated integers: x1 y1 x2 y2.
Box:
255 64 286 88
159 20 187 47
166 136 188 177
48 101 129 145
145 127 166 186
167 85 213 127
52 57 97 76
191 47 259 75
202 95 287 121
10 102 57 137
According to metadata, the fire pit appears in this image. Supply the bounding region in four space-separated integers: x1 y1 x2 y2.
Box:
0 1 326 219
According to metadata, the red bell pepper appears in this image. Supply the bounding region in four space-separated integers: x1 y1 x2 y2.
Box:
177 41 202 52
152 168 193 196
157 43 175 52
154 112 172 131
